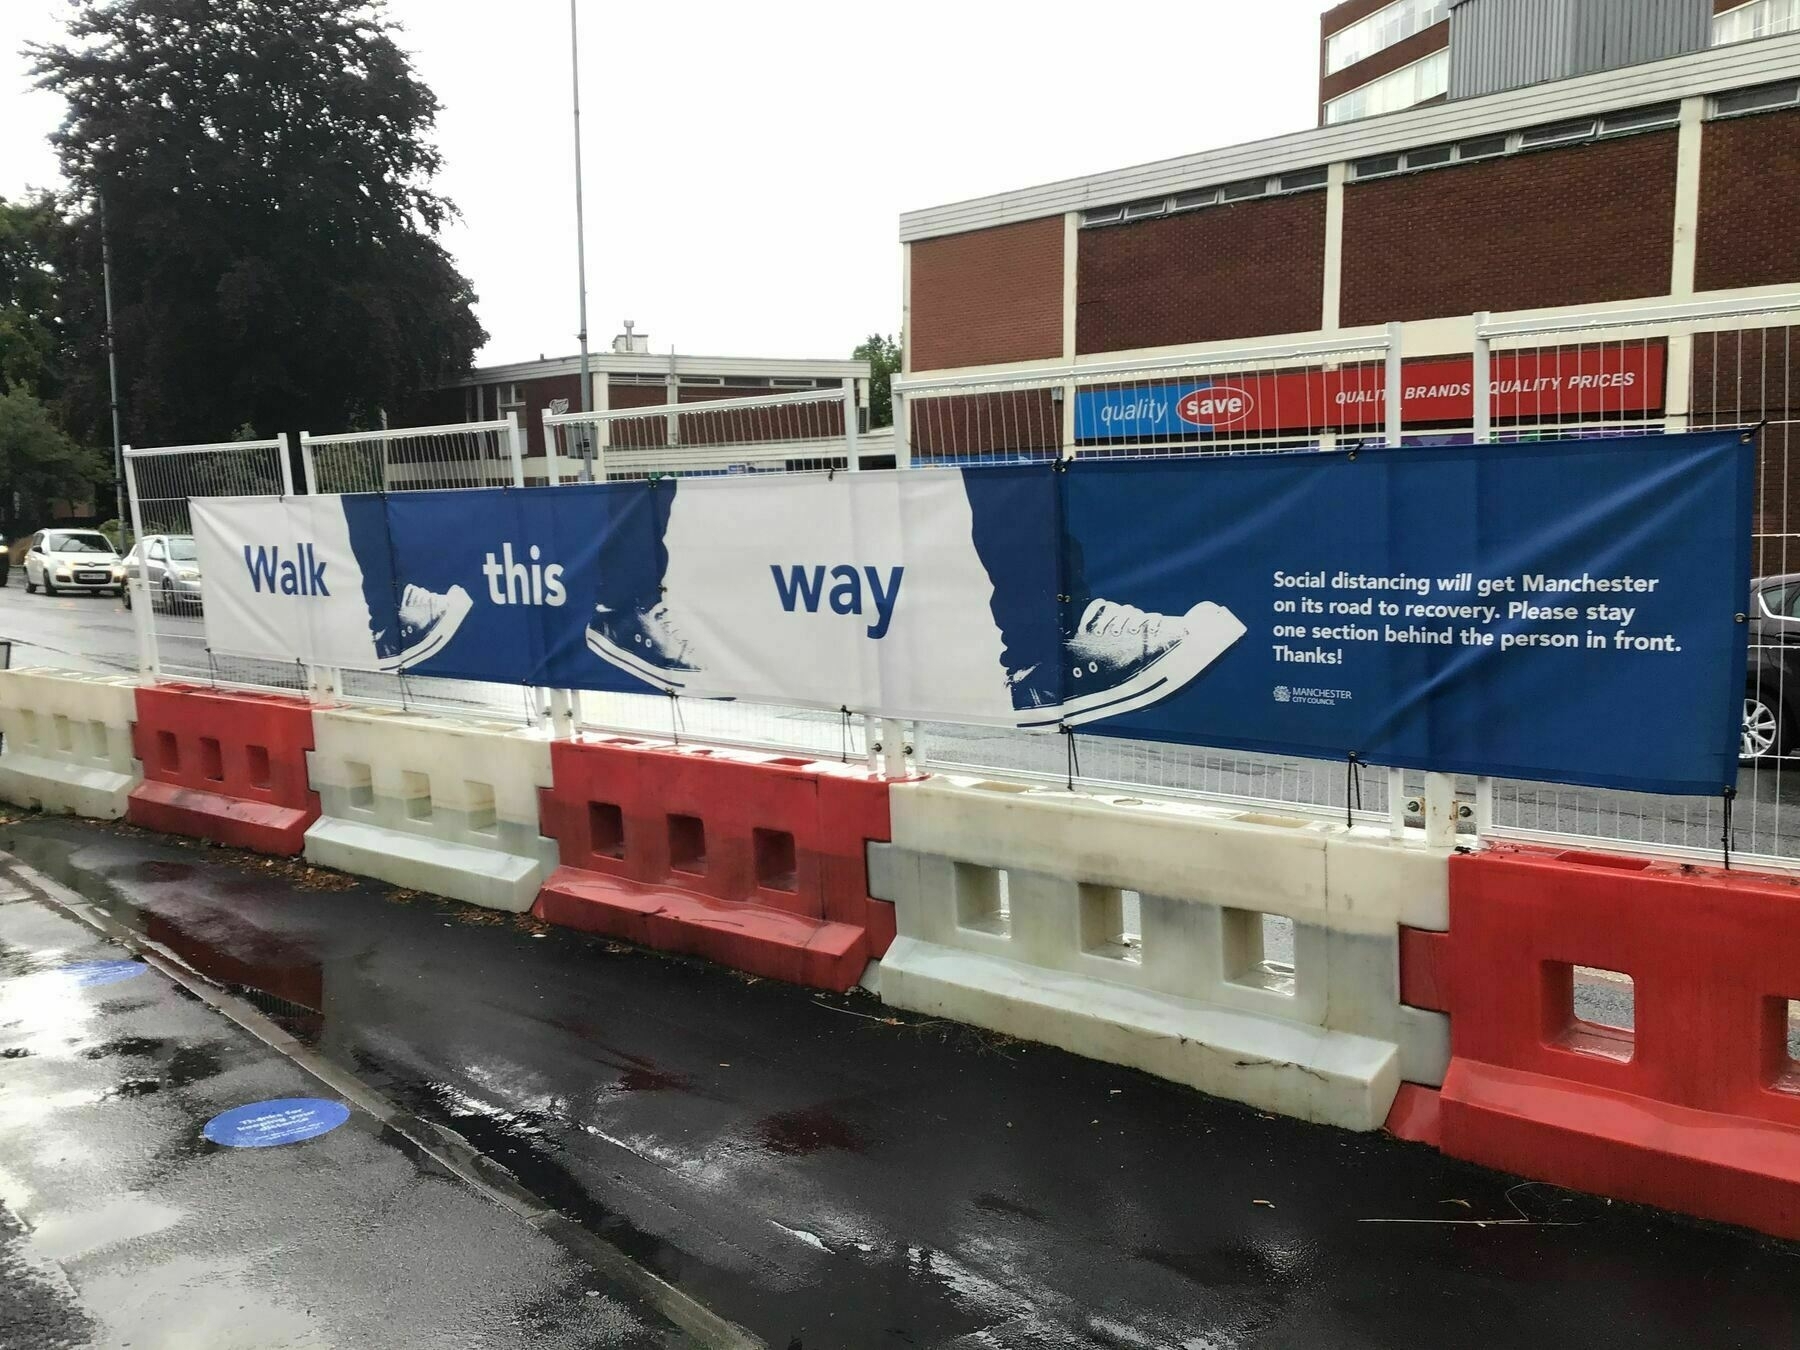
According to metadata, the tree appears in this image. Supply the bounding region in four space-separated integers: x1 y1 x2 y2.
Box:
29 0 487 447
0 194 67 400
853 333 901 429
0 386 107 539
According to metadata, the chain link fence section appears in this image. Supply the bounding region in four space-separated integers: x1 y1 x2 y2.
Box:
122 436 306 692
543 381 869 483
1477 295 1800 865
300 416 523 494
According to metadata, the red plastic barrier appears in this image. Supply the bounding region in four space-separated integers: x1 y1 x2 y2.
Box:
532 737 902 991
1413 844 1800 1239
127 684 320 856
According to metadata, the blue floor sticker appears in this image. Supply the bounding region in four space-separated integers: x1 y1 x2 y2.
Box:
63 959 148 988
203 1098 351 1148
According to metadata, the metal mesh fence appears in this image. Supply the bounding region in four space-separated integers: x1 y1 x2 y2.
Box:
544 385 864 482
897 336 1404 820
123 438 306 692
302 419 520 494
897 336 1398 467
1478 301 1800 864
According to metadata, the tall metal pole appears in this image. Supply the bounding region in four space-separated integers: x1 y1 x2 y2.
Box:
99 193 127 548
570 0 592 419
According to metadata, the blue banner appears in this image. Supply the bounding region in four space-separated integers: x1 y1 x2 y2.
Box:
195 431 1752 795
1059 432 1752 794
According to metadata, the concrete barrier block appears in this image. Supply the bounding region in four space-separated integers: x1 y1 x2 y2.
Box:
880 937 1400 1130
1325 827 1452 933
304 707 557 911
888 776 1333 923
0 669 142 819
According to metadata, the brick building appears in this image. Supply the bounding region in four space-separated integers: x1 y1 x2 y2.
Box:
898 30 1800 564
401 324 870 458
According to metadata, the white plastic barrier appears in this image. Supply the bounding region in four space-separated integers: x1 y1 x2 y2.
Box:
0 669 143 819
870 776 1450 1131
304 706 557 912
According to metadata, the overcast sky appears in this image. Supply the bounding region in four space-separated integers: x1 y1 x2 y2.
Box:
0 1 1325 367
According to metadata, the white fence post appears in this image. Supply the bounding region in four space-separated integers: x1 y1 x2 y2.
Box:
299 430 318 494
542 408 561 486
892 389 910 469
1423 771 1458 848
277 431 297 496
1472 311 1493 444
122 447 158 680
1383 321 1404 448
505 411 526 488
843 376 861 472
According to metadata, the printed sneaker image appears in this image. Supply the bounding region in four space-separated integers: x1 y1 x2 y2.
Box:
1010 599 1246 730
374 582 473 671
586 601 702 689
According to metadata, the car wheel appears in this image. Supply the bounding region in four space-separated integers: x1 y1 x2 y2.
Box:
25 575 36 594
161 579 175 613
122 584 132 610
1742 687 1783 763
43 575 57 596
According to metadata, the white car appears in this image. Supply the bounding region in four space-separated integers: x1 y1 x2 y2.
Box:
23 528 123 597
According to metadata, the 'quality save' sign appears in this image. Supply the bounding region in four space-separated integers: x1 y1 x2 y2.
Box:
1074 345 1665 440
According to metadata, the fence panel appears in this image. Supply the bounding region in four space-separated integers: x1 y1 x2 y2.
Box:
894 333 1407 824
123 437 306 692
301 416 523 494
1475 295 1800 865
543 382 874 483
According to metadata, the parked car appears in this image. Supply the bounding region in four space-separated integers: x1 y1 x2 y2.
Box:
119 534 204 612
22 528 122 597
1745 573 1800 763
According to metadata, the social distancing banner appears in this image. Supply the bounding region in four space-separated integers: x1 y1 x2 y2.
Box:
192 431 1753 796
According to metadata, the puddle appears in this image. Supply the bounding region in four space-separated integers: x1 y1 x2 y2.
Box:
755 1106 866 1156
102 1078 162 1099
127 860 196 884
83 1036 168 1060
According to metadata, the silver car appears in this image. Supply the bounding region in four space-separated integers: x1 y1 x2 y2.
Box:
120 535 204 612
23 528 123 596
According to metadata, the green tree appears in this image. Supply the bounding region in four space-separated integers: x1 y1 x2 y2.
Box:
853 332 901 429
0 386 107 539
0 194 68 400
29 0 487 447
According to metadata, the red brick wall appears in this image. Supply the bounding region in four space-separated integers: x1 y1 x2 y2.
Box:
910 217 1064 371
1076 193 1327 354
1695 108 1800 294
1340 132 1679 325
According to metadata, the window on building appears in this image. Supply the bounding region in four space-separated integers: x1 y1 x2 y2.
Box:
1713 79 1800 117
1324 48 1449 125
1599 104 1680 137
1122 197 1168 219
1325 0 1450 76
1518 118 1597 148
1278 167 1329 192
1714 0 1800 47
497 383 525 415
1218 177 1267 202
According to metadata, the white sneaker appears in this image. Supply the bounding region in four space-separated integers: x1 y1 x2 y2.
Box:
1011 598 1246 729
375 583 472 671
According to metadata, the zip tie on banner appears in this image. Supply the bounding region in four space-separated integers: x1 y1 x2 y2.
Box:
1742 419 1769 444
1722 785 1737 871
1061 722 1080 791
839 706 852 764
205 647 219 688
1346 751 1363 829
666 689 683 746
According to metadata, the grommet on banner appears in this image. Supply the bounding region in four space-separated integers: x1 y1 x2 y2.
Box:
1722 785 1737 870
1742 419 1768 444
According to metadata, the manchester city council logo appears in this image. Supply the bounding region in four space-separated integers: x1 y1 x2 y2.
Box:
1272 685 1291 703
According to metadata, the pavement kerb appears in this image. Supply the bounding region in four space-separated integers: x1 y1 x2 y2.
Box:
1 852 766 1350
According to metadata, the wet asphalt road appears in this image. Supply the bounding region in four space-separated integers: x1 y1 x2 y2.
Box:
6 573 1800 862
0 855 687 1349
3 813 1798 1349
